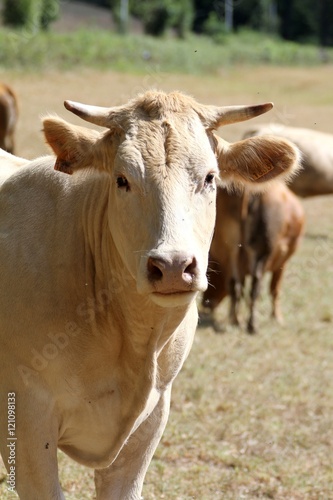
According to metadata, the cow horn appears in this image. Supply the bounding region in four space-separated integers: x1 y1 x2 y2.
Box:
64 100 122 127
64 99 274 130
197 102 274 129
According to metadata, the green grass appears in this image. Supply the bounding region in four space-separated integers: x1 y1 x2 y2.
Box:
0 27 332 74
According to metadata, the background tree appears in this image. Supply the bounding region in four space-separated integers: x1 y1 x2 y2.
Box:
114 0 194 37
3 0 41 29
192 0 215 33
277 0 317 42
2 0 59 31
40 0 59 30
6 0 331 47
318 0 333 47
169 0 194 39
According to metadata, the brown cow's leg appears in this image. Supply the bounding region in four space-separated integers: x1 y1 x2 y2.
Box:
228 247 244 327
247 263 264 334
201 260 229 332
229 277 242 326
270 267 285 324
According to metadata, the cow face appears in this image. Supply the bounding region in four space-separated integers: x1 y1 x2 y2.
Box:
108 112 219 307
44 91 300 308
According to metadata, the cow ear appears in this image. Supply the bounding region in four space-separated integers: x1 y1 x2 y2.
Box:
43 117 100 175
216 134 301 188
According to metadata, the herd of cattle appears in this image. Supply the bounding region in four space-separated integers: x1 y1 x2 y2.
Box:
0 82 331 498
201 123 333 332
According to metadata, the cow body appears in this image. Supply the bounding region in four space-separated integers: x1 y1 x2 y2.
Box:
202 182 304 333
0 149 27 185
0 83 18 154
244 124 333 197
0 91 300 499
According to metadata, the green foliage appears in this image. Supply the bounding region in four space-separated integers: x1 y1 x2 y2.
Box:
80 0 109 5
2 0 59 31
276 0 333 45
2 0 42 30
126 0 194 38
40 0 59 31
278 0 317 42
192 0 215 33
35 0 333 47
192 0 333 46
142 2 170 36
168 0 194 39
0 27 331 73
202 11 226 42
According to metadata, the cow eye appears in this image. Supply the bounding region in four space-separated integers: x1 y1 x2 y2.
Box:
116 176 130 192
204 173 215 187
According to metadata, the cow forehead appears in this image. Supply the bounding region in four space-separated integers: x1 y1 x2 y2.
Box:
116 112 217 179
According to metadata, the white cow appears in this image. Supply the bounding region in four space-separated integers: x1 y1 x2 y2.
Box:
243 124 333 196
0 148 27 185
0 91 299 499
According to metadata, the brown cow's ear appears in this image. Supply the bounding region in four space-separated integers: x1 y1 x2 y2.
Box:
216 134 301 189
43 117 100 175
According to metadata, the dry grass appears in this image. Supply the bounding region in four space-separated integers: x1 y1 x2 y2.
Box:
0 67 333 499
3 65 333 158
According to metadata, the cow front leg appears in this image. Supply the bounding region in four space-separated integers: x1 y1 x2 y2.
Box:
247 263 265 334
247 275 259 333
0 390 64 500
229 277 242 326
94 387 171 500
270 267 285 324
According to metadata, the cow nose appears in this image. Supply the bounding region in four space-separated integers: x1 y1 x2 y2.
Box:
147 252 198 292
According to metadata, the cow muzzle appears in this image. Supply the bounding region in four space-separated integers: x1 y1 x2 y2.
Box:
140 250 207 307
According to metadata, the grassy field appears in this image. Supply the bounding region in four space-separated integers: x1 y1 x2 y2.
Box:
0 67 332 499
1 27 332 73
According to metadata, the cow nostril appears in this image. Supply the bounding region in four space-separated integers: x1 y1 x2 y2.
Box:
147 257 164 282
184 257 197 277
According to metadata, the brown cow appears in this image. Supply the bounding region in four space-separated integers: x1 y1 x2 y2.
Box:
0 83 18 154
202 182 304 333
243 124 333 197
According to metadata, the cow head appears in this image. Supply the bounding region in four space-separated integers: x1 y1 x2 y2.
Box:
43 91 299 308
